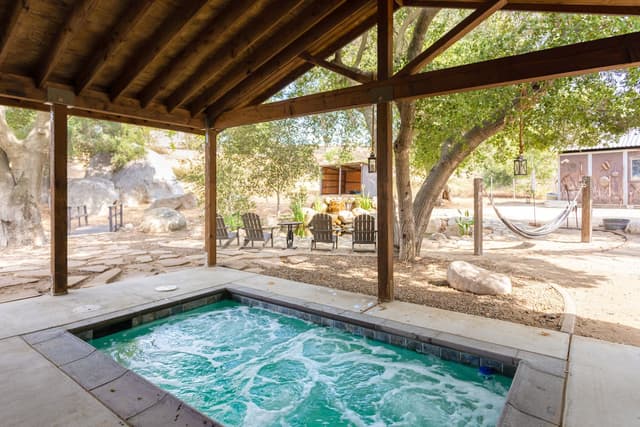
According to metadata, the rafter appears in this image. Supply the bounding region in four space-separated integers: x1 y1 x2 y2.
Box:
138 0 260 108
400 0 640 15
0 1 31 67
0 72 204 133
37 0 99 88
395 0 506 77
198 0 371 118
300 52 374 84
75 0 154 94
237 15 378 110
214 30 640 128
164 0 306 113
109 0 209 102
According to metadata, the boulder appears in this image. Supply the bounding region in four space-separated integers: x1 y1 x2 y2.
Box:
337 209 354 224
113 149 184 206
447 261 512 295
85 152 114 180
148 193 198 210
351 207 369 217
625 220 640 234
67 177 119 215
139 208 187 233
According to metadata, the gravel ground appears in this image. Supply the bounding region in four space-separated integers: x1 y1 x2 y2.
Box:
260 254 564 331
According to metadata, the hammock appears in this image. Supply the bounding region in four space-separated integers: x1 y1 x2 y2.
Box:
489 186 582 239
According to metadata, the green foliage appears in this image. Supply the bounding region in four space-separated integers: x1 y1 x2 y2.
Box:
312 198 325 212
68 117 148 168
455 209 474 236
4 108 36 139
221 121 319 208
288 187 308 236
356 194 374 210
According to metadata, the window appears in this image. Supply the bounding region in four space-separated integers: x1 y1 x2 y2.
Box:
631 157 640 180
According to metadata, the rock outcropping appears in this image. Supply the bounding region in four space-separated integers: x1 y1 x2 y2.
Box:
139 208 187 233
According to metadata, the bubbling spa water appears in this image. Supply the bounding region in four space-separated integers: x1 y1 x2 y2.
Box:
92 300 511 426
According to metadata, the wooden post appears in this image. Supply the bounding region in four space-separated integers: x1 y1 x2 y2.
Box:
376 0 394 302
474 178 483 255
581 175 592 243
205 125 217 266
50 104 68 295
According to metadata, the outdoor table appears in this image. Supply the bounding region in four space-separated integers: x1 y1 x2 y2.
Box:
278 221 303 249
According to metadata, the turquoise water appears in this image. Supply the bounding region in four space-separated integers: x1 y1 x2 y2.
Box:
91 300 511 426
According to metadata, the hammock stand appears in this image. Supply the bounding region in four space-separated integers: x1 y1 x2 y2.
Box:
489 183 583 239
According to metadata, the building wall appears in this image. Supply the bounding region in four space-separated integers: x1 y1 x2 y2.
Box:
629 150 640 205
591 152 624 205
559 154 587 201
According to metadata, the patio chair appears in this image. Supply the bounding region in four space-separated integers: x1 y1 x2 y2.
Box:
241 213 276 248
309 213 338 250
216 214 239 247
352 214 376 251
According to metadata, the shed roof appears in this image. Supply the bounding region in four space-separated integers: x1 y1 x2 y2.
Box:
562 129 640 153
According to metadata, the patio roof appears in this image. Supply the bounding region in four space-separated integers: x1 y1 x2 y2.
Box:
0 0 638 133
1 0 639 299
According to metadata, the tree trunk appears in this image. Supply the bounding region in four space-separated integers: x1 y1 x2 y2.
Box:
0 108 49 247
392 9 436 261
412 113 511 253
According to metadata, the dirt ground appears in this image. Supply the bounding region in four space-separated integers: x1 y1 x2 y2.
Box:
2 204 639 347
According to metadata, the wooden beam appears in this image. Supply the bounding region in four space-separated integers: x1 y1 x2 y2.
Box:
0 0 30 67
205 125 217 266
109 0 209 102
215 30 640 128
50 103 68 296
377 0 394 303
188 0 352 116
0 72 204 133
581 176 592 242
164 0 305 113
474 177 483 255
240 15 377 108
395 0 506 77
400 0 640 15
75 0 154 94
201 0 371 118
300 52 374 84
37 0 99 88
138 0 260 108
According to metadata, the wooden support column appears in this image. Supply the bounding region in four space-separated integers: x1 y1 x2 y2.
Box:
50 104 68 295
205 125 217 266
581 176 592 243
474 178 483 256
377 0 393 302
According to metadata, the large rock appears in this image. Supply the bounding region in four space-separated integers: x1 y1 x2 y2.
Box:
139 208 187 233
67 177 119 215
625 220 640 234
113 149 184 206
85 152 114 180
148 193 198 210
447 261 512 295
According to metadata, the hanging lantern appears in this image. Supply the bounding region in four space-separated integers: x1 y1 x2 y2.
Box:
513 111 527 176
513 155 527 176
367 151 377 173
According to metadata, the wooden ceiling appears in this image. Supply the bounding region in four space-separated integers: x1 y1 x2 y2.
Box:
0 0 638 133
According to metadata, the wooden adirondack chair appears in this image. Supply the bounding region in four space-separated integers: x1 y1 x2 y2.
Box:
310 213 338 250
352 214 376 251
241 213 276 248
216 214 239 247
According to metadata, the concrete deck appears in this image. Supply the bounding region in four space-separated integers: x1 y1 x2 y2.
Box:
0 267 637 426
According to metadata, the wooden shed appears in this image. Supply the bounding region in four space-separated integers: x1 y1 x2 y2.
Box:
320 162 377 196
559 129 640 206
